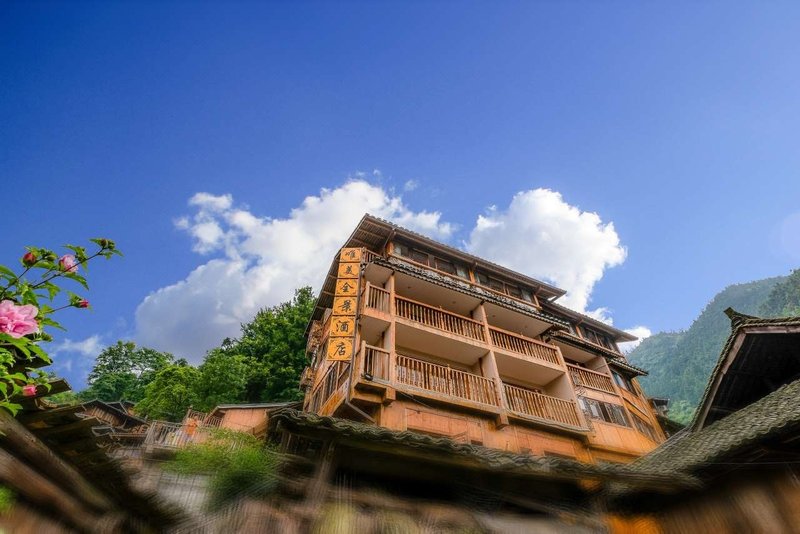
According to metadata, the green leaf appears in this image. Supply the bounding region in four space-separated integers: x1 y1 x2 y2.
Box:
0 401 21 416
63 272 89 290
0 265 18 280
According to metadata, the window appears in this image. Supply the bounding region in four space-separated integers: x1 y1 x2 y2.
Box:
581 326 615 350
475 270 536 304
434 257 456 275
632 413 658 441
393 241 469 280
578 396 630 427
612 371 633 392
506 284 522 299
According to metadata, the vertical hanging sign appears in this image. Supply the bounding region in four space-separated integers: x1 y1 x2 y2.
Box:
327 247 362 361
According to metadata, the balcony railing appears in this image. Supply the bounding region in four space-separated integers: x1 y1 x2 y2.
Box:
309 360 350 414
489 327 560 365
396 354 497 406
395 296 486 342
362 343 390 381
503 383 583 428
364 283 391 313
362 249 382 263
566 364 616 394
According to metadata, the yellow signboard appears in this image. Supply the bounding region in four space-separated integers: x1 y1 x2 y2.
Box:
337 262 359 279
340 248 362 262
326 337 354 361
330 316 355 337
326 250 362 361
332 296 357 316
335 279 357 296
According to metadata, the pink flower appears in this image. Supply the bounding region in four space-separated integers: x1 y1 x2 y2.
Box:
0 300 39 338
76 299 89 309
22 384 38 397
58 254 78 273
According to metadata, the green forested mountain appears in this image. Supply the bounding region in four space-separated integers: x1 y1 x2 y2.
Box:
628 273 793 423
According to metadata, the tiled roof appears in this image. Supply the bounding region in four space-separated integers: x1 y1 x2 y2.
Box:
631 377 800 475
691 309 800 431
268 408 697 488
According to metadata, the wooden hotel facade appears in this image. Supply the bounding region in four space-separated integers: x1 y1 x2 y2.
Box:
302 215 667 464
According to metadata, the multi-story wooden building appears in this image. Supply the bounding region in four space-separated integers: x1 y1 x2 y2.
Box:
302 215 666 464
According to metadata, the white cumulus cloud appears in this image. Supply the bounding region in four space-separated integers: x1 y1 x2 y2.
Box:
135 180 454 361
51 335 104 358
49 335 105 375
619 326 652 354
465 189 627 315
136 181 645 362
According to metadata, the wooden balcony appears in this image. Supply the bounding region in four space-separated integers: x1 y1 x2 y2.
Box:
489 326 560 365
362 249 382 263
395 295 486 342
566 364 616 394
362 343 390 381
396 354 498 406
309 361 350 415
503 383 583 428
364 283 390 314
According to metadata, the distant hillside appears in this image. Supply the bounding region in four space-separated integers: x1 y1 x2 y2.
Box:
628 274 788 423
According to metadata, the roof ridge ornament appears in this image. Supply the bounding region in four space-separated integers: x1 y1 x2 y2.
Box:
723 307 758 328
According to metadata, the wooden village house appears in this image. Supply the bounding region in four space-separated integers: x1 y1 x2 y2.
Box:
301 215 668 465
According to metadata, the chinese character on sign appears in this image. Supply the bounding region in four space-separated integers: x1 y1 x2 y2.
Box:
339 299 353 313
334 341 347 357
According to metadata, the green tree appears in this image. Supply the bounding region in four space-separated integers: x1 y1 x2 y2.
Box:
79 341 173 402
193 349 249 411
223 287 315 402
136 363 200 421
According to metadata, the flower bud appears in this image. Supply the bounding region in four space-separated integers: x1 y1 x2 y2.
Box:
22 251 37 267
22 384 37 397
76 299 90 309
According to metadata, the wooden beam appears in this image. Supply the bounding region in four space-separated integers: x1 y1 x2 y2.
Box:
0 410 114 512
18 404 84 424
0 447 102 532
32 417 101 437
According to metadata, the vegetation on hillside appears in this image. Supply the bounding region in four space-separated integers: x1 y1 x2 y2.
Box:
629 271 800 424
760 269 800 317
167 429 281 510
77 287 315 420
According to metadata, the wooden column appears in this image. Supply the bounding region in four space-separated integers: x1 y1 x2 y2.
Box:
473 303 509 428
383 272 397 404
554 344 590 430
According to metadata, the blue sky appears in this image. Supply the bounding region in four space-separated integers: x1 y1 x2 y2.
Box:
2 2 799 389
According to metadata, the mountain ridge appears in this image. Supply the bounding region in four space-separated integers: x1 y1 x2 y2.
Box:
628 275 788 423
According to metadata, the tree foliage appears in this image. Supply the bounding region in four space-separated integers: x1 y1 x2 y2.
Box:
84 287 315 417
220 286 315 403
79 341 173 402
760 269 800 317
192 349 250 412
135 363 200 421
